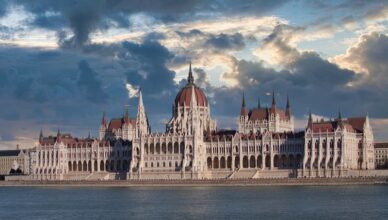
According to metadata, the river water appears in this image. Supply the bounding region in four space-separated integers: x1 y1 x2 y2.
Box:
0 185 387 219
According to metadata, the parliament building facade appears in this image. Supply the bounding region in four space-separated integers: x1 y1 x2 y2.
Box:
31 65 375 180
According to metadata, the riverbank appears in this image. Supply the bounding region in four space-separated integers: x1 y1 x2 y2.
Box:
1 177 388 187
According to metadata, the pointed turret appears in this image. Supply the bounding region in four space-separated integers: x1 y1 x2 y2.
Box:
364 113 371 131
187 62 194 85
99 111 107 140
136 89 150 138
257 96 261 109
138 88 144 107
56 128 61 142
337 109 343 128
271 91 277 114
285 95 291 118
240 92 248 117
101 112 107 127
308 110 313 129
39 128 43 140
338 110 342 121
272 91 276 106
124 106 130 124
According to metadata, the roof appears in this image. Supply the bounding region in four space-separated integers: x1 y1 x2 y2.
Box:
248 107 289 121
238 131 305 140
308 117 366 133
40 134 95 146
375 142 388 148
108 118 136 130
347 117 366 133
175 84 208 107
0 150 21 157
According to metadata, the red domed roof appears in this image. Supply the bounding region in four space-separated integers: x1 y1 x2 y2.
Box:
175 84 208 107
175 63 208 107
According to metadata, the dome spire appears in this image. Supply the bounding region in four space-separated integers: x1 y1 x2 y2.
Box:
188 62 194 84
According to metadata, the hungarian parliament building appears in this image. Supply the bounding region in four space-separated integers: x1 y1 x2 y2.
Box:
31 64 375 180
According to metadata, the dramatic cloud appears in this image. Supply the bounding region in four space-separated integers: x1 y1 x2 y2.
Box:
205 33 245 51
77 60 108 103
331 32 388 79
1 1 388 149
0 0 288 48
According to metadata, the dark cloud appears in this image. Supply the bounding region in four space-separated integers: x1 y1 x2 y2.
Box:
346 33 388 81
0 0 7 17
214 28 388 125
194 68 211 89
0 46 130 139
205 33 245 51
77 60 108 103
0 0 288 48
123 38 178 121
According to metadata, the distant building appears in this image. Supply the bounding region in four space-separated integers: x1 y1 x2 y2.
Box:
375 142 388 169
0 149 30 175
29 64 376 180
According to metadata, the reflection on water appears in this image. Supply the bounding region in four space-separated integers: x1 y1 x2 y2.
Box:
0 185 387 219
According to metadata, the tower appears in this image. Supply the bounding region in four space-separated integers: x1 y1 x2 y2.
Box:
188 62 194 84
99 112 107 140
240 92 248 122
136 89 150 138
271 91 277 114
285 95 291 119
39 129 43 142
308 110 313 129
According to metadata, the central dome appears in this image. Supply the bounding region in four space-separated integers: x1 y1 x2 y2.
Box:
175 84 208 107
174 64 208 107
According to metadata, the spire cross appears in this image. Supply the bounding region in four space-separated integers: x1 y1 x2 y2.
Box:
188 62 194 84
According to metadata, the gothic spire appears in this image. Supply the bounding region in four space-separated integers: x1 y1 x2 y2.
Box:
308 110 313 127
136 88 150 137
124 106 129 123
187 62 194 84
271 90 277 114
138 88 144 108
257 96 261 108
337 109 343 127
242 91 246 107
272 90 276 106
101 111 107 127
338 110 342 121
39 128 43 140
240 92 247 117
285 95 291 118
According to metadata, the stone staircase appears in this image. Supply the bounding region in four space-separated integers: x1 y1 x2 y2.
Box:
85 172 110 180
231 169 257 179
226 169 238 179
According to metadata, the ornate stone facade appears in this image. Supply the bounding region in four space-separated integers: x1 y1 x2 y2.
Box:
31 64 375 180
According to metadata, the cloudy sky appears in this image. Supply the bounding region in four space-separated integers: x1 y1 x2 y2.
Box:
0 0 387 149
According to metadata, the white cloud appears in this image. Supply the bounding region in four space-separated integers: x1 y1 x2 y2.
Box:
126 83 139 98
